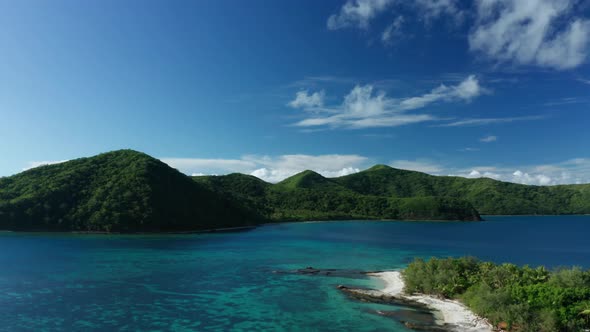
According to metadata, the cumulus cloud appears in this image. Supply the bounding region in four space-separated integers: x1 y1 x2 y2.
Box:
465 168 552 185
469 0 590 70
480 135 497 142
293 75 484 129
327 0 394 30
384 157 590 186
161 154 368 183
466 169 502 180
23 160 69 171
288 90 325 108
511 170 552 185
455 158 590 185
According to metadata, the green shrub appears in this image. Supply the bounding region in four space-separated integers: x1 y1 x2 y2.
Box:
403 257 590 331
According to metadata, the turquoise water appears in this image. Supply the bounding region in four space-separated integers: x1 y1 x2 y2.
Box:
1 216 590 331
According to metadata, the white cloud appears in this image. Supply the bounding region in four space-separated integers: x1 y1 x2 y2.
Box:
469 0 590 70
288 90 325 108
328 0 463 31
454 158 590 185
439 115 545 127
413 0 464 24
382 16 404 45
399 75 483 110
23 160 69 171
465 169 502 180
389 160 443 173
293 75 484 129
165 154 590 185
480 135 497 142
161 154 368 183
383 157 590 186
327 0 394 30
511 170 552 185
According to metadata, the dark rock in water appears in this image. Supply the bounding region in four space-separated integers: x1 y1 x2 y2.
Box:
375 309 449 331
275 267 369 279
376 309 436 325
337 286 430 309
337 286 450 331
298 267 321 274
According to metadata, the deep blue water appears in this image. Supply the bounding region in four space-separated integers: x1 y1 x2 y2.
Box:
1 216 589 331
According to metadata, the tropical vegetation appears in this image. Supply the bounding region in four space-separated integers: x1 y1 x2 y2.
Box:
0 150 262 232
2 149 590 232
403 257 590 331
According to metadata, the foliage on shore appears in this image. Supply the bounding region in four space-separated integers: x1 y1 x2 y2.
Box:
403 257 590 331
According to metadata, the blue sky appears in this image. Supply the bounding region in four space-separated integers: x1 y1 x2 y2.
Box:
1 0 589 184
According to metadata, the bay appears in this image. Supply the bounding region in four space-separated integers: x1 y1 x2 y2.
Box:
1 216 589 331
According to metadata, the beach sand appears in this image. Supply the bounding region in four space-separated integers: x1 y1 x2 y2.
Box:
368 271 493 332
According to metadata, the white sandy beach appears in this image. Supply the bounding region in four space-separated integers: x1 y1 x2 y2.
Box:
368 271 493 332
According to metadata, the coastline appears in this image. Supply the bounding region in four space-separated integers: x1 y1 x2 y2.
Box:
368 271 493 332
0 225 258 235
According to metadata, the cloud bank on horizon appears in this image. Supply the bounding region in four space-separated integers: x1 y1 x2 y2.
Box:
21 154 590 186
159 155 590 186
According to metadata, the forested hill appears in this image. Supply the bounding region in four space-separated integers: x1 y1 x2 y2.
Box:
195 164 590 219
333 165 590 215
194 170 482 222
2 150 588 232
0 150 263 232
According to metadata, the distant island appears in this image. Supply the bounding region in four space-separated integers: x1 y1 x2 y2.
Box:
1 149 589 233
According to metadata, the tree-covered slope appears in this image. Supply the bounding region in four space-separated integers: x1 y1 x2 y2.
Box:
0 150 263 232
335 165 590 215
195 171 482 221
4 149 586 232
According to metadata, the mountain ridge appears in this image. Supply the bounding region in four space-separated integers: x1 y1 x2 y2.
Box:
2 149 589 232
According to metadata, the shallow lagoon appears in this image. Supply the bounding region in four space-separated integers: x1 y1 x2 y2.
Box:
1 216 589 331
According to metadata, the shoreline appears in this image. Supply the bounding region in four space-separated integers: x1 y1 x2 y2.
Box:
368 271 493 332
0 225 258 235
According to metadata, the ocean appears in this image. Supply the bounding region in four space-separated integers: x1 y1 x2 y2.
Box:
1 216 589 331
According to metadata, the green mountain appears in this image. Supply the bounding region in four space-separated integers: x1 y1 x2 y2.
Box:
276 170 344 191
195 170 482 222
3 149 588 232
334 165 590 215
0 150 263 232
196 164 590 221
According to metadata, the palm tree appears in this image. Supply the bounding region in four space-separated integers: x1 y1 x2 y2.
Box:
579 308 590 329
